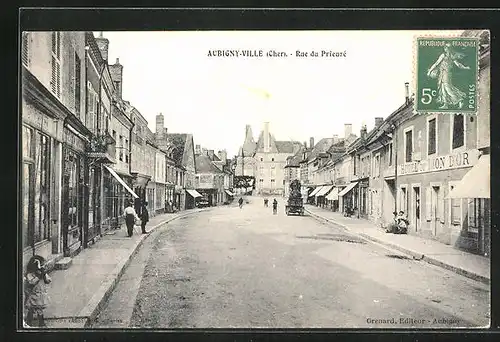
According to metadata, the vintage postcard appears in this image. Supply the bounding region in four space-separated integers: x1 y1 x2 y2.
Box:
20 28 490 330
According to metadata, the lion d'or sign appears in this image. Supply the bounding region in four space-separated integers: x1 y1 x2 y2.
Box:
415 37 479 114
398 149 480 176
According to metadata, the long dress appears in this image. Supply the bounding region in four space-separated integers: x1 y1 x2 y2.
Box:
435 54 466 107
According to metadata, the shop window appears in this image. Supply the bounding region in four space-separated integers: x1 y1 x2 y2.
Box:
67 150 80 232
427 118 437 155
23 125 34 160
405 129 413 162
22 162 33 249
34 134 51 243
452 114 465 150
467 199 484 234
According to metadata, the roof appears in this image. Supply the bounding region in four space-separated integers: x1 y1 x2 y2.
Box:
195 154 224 174
276 141 302 154
285 145 306 167
308 138 335 162
166 133 187 165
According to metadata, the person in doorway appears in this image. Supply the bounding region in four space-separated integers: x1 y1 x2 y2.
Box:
396 210 409 234
273 198 278 215
124 201 140 237
140 201 150 234
24 255 52 327
238 197 244 209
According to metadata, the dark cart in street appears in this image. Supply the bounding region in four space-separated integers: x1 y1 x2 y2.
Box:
285 180 304 216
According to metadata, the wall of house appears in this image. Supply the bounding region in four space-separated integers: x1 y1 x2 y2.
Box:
254 152 290 194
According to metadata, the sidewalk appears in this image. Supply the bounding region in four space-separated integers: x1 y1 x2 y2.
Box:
41 209 204 328
305 205 490 285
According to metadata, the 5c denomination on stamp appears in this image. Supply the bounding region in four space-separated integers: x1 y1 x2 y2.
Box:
415 37 479 114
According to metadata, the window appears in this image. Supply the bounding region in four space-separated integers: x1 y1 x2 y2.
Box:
51 32 61 98
387 143 393 166
374 154 381 177
22 32 29 67
119 136 123 161
35 134 51 243
427 118 437 155
450 184 462 225
452 114 465 150
400 186 408 213
75 52 81 116
405 129 413 162
271 158 274 161
260 158 263 161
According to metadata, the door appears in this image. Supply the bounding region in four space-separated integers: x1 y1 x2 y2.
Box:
431 186 440 236
413 187 421 232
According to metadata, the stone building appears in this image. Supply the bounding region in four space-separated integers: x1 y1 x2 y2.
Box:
235 122 302 195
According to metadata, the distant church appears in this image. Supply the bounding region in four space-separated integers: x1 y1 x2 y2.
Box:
235 122 302 195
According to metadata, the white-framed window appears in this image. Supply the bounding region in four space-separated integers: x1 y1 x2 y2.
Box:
399 185 408 214
450 114 466 151
403 126 414 163
22 32 30 67
51 31 62 98
449 181 463 226
427 115 438 156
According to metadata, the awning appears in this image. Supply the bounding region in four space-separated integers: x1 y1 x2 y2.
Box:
186 189 203 198
447 155 490 199
225 189 234 196
316 185 334 197
308 186 323 198
326 187 339 201
338 182 359 197
87 152 116 164
103 165 139 198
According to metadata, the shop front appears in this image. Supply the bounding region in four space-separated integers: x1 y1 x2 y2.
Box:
338 181 358 214
61 121 90 257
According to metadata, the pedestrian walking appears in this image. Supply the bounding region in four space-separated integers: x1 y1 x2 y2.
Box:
124 201 140 237
238 197 244 209
273 198 278 215
140 201 150 234
24 255 52 327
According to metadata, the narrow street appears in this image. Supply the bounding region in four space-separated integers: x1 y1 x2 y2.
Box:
92 196 489 329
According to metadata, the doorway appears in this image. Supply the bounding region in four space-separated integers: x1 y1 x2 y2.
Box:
412 186 421 232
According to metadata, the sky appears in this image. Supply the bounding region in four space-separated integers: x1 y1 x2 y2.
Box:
101 30 461 158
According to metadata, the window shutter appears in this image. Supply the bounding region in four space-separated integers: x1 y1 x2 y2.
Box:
51 55 57 94
425 187 432 221
69 49 75 109
56 59 61 98
22 33 29 67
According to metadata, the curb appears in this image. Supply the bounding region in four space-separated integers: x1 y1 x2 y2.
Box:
305 208 490 285
67 209 204 328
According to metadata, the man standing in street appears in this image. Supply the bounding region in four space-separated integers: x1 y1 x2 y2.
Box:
124 201 140 237
140 201 150 234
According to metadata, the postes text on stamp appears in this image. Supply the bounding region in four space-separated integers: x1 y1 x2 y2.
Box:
415 37 479 114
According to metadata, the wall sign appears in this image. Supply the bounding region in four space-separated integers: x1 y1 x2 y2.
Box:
399 149 480 176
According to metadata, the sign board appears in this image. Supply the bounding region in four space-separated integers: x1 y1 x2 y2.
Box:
398 149 480 176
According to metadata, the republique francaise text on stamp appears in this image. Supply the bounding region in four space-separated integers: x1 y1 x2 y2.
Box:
415 37 479 114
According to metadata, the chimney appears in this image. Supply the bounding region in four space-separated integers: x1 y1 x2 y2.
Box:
344 123 353 139
155 113 164 140
332 134 339 144
208 150 215 160
95 32 109 62
218 150 227 162
195 144 201 155
303 141 307 148
109 59 124 99
310 137 315 149
405 82 410 104
360 124 367 139
264 122 270 152
375 117 383 128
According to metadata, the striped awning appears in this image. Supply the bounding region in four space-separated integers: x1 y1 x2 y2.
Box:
308 186 323 198
225 189 234 196
316 185 334 197
326 187 339 201
447 155 490 199
103 165 139 198
186 189 203 198
338 182 358 197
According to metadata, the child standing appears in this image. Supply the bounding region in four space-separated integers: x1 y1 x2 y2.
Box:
24 255 51 327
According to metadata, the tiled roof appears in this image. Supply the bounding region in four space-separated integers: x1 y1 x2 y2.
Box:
195 154 224 174
276 141 302 154
308 138 334 162
285 146 305 167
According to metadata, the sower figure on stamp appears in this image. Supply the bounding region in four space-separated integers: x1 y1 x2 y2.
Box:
427 43 471 109
24 255 52 327
124 200 140 237
140 200 150 234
